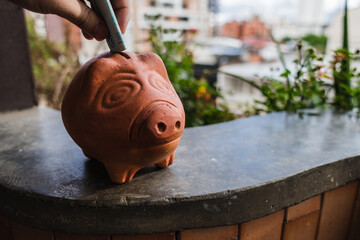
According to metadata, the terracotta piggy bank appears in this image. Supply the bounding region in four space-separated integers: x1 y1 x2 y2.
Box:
61 52 185 184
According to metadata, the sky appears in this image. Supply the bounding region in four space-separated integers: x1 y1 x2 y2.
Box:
218 0 360 25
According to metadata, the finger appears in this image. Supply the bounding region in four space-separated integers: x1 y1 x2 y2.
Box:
50 0 108 40
110 0 130 33
79 0 95 40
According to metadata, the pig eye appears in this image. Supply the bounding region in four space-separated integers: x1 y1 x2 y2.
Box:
94 74 141 109
149 73 174 95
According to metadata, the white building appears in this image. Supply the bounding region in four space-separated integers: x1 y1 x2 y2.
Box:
296 0 325 27
272 0 325 40
131 0 211 52
326 7 360 52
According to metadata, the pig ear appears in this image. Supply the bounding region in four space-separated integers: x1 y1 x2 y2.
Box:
139 52 171 83
81 54 119 102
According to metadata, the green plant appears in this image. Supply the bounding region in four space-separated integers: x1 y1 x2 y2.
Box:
280 36 292 43
220 0 360 115
332 0 352 110
26 17 79 109
147 18 234 127
301 34 327 54
222 40 329 114
332 49 360 107
352 74 360 108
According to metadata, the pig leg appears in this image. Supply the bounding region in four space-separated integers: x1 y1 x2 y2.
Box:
155 152 175 168
103 162 140 184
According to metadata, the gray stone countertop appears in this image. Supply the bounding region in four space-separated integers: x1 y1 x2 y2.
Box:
0 106 359 235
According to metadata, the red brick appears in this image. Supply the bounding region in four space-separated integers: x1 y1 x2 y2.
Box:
112 232 175 240
239 210 284 240
286 195 321 222
10 221 54 240
181 225 238 240
283 211 320 240
348 180 360 240
0 216 12 240
317 181 358 240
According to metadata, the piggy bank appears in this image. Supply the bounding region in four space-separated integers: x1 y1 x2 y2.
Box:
61 52 185 184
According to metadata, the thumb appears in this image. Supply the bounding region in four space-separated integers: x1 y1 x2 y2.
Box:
51 0 108 40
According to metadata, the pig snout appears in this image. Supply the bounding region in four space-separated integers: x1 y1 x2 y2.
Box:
142 104 183 138
130 102 184 146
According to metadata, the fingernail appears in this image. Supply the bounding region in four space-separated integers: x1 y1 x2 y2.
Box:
93 23 108 41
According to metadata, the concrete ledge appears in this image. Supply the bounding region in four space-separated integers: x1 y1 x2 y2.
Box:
0 106 359 235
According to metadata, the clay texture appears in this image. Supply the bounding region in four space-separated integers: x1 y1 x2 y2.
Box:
61 52 185 183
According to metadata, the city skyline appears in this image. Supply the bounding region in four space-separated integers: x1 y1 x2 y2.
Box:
218 0 360 25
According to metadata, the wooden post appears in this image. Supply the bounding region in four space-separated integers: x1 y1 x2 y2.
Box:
0 2 36 111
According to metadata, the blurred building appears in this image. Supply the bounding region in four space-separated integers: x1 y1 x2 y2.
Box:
220 17 271 62
45 15 82 52
296 0 324 28
26 12 82 52
326 7 360 52
131 0 212 52
221 20 240 39
191 37 243 63
208 0 220 35
272 0 325 40
221 16 269 41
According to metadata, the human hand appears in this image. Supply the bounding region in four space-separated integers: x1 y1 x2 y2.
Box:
9 0 130 41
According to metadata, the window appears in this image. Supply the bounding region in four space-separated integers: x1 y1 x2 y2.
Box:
179 17 189 22
163 3 174 8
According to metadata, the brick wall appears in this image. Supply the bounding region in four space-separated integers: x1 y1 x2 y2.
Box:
1 180 359 240
221 17 270 41
221 20 240 39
